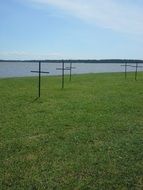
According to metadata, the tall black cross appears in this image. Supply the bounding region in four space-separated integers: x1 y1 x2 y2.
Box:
31 61 50 97
65 62 76 81
121 62 128 79
121 63 143 81
56 60 71 89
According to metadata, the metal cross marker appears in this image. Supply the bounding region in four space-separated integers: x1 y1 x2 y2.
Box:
121 63 143 81
121 62 129 79
31 61 50 97
65 62 76 81
56 60 71 89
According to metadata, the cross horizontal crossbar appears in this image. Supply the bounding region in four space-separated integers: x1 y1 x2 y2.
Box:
127 65 143 68
121 64 143 68
133 66 143 68
31 71 50 74
121 64 127 66
65 67 76 69
121 64 135 67
56 68 71 70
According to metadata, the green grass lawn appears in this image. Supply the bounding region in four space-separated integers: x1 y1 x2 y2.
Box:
0 72 143 190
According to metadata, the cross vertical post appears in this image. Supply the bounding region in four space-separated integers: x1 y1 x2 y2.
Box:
69 62 72 81
38 61 41 97
56 60 76 88
62 60 65 89
125 62 127 79
31 61 49 98
135 63 138 81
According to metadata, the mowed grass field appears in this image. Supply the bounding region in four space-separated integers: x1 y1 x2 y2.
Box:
0 72 143 190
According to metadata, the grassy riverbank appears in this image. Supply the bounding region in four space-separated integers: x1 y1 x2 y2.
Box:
0 72 143 189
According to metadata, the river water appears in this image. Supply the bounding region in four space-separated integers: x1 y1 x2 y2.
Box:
0 62 136 78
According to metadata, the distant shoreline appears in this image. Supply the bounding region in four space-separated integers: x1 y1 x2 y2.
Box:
1 59 143 63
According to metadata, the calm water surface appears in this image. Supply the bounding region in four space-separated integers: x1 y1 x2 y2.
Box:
0 62 136 78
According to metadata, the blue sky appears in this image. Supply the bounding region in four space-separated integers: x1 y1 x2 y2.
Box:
0 0 143 59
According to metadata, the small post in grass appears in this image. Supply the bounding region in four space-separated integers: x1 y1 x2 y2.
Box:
31 61 50 97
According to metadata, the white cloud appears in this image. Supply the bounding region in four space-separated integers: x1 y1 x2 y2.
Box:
23 0 143 34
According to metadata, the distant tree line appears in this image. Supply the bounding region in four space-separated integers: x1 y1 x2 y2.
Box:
0 59 143 63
